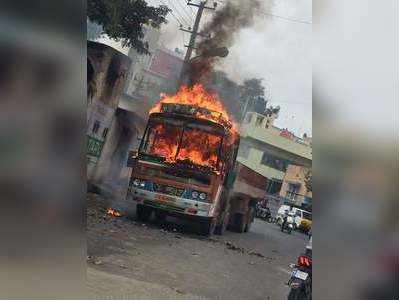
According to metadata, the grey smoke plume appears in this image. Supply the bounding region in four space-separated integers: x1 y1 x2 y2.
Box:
187 0 266 85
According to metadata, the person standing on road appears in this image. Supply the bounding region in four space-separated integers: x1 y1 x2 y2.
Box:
282 210 289 229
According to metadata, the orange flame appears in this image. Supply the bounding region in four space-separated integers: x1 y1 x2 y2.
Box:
147 84 238 170
176 127 221 168
150 84 237 133
107 208 122 217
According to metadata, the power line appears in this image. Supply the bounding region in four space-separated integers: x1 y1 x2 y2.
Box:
166 0 192 27
185 0 197 19
169 11 185 27
180 30 187 53
158 0 185 27
259 11 312 25
164 16 185 47
176 0 195 24
168 18 186 49
158 0 190 53
159 0 188 27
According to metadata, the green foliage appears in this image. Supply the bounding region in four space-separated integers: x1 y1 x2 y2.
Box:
87 0 170 54
265 105 280 117
207 71 241 120
206 72 277 122
240 78 265 100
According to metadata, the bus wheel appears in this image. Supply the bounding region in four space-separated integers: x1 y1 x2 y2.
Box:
199 219 216 236
136 205 152 222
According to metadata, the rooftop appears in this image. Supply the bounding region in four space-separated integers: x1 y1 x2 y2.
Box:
240 111 312 162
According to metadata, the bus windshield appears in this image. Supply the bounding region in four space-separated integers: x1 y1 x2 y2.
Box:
140 120 223 171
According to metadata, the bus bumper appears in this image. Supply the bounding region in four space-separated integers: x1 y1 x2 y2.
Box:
127 187 213 218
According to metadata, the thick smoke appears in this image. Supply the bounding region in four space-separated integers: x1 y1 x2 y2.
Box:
187 0 265 85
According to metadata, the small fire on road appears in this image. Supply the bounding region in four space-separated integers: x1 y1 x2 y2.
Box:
107 208 122 217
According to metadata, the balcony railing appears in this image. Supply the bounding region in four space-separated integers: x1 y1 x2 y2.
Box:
286 191 309 204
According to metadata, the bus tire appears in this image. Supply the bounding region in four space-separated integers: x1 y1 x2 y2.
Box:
199 219 216 236
136 205 152 222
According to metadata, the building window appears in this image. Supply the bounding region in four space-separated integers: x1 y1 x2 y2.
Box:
102 127 109 138
255 116 264 127
286 183 301 200
238 143 250 159
266 180 282 195
261 152 289 172
92 120 100 134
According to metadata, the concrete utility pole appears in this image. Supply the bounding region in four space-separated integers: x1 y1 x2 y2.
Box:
177 1 217 86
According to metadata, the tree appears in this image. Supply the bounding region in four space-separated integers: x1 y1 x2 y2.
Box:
87 0 170 54
239 78 268 119
206 71 241 120
265 105 281 117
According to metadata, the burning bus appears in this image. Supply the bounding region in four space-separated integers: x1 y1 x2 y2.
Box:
126 85 259 235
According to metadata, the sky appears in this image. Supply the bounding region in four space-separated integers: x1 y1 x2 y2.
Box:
101 0 312 137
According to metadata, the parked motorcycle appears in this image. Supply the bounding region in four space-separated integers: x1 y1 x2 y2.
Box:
287 238 312 299
265 212 273 223
281 212 294 234
256 204 273 222
263 207 273 222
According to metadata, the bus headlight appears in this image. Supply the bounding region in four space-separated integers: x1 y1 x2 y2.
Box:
133 178 146 188
192 191 199 199
199 193 207 200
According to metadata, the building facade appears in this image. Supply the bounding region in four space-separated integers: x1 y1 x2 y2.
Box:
91 28 184 196
123 26 183 107
237 111 312 206
87 41 132 184
279 164 312 208
124 26 161 98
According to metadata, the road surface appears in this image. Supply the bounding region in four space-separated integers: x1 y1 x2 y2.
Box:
87 194 308 299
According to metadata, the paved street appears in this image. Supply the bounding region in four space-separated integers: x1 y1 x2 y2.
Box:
87 194 308 300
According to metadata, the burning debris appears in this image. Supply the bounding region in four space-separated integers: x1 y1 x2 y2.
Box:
225 241 275 261
107 208 122 217
187 0 265 85
226 241 245 253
